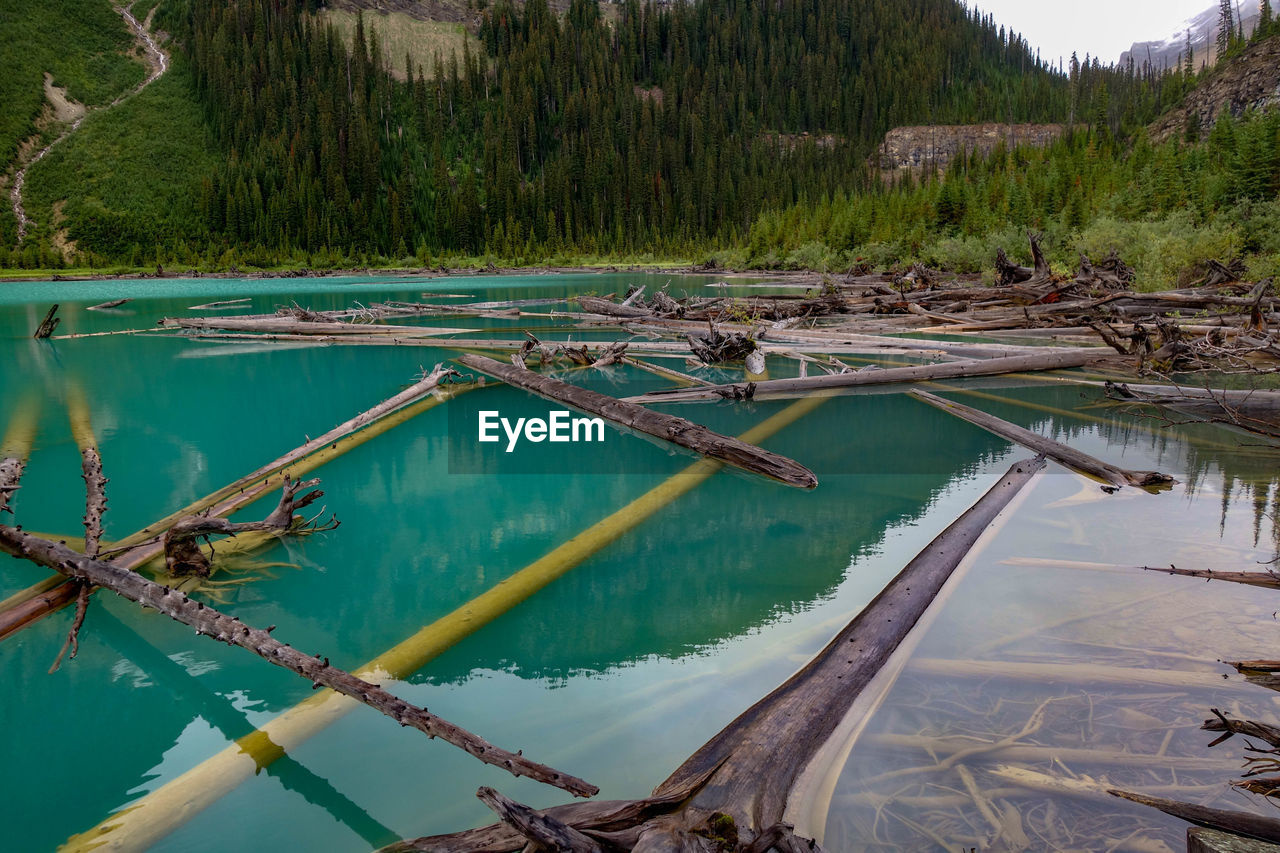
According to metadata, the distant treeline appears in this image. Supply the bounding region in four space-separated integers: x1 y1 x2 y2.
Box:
1 0 1261 275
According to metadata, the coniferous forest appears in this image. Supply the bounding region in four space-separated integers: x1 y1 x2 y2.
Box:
1 0 1278 284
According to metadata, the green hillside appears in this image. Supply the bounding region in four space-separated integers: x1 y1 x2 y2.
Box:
0 0 150 247
20 61 218 267
3 0 1275 283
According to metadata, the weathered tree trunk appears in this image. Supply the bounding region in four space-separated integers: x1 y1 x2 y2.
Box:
1109 789 1280 844
577 295 657 318
87 298 130 311
33 304 60 338
630 350 1110 404
389 457 1045 852
163 475 325 577
910 389 1175 491
1202 709 1280 748
1143 565 1280 589
1202 258 1246 287
159 316 463 336
0 523 597 798
456 355 818 489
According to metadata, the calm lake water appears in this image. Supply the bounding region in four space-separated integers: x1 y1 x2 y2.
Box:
1 272 1278 852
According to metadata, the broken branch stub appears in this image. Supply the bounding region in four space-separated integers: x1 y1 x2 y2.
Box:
163 475 329 577
0 524 597 798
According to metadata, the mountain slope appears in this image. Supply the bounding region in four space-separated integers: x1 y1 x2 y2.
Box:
9 0 1071 264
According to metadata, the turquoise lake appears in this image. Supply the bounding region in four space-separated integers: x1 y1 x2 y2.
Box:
2 272 1279 852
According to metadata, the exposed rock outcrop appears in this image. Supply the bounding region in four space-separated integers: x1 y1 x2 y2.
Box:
1149 34 1280 142
875 123 1071 176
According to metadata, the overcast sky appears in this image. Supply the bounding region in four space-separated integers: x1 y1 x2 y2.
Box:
968 0 1220 67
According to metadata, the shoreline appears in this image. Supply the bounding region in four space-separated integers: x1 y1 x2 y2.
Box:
0 264 831 285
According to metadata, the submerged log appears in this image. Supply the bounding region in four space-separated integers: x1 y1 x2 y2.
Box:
0 366 462 641
0 523 597 798
64 399 826 853
909 389 1176 491
1110 789 1280 844
1143 565 1280 589
456 354 818 489
0 397 41 516
630 350 1110 404
393 457 1045 852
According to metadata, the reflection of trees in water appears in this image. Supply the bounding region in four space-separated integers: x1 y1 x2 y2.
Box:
418 394 1017 684
937 384 1280 558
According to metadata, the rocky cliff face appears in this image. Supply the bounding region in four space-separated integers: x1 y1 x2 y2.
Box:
1148 34 1280 142
875 123 1070 175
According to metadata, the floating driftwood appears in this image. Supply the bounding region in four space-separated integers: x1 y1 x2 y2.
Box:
62 398 826 853
159 316 468 337
1109 789 1280 844
187 297 251 310
456 354 818 489
87 298 130 311
0 523 596 797
629 350 1109 404
387 456 1045 852
909 389 1176 491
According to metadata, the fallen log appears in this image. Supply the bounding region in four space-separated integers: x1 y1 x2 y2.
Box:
64 398 825 853
188 297 251 310
862 734 1241 773
476 787 603 853
455 354 818 489
576 295 656 318
619 356 716 386
0 366 464 640
1143 566 1280 589
87 298 130 310
159 316 466 336
391 457 1045 852
1109 789 1280 845
162 474 331 576
0 523 597 798
1202 709 1280 749
629 350 1110 404
1105 381 1280 440
909 389 1176 491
